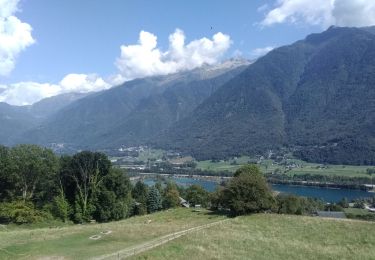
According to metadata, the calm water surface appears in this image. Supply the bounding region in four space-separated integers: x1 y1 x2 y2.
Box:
143 176 373 203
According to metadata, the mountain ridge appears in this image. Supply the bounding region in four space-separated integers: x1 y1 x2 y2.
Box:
154 26 375 164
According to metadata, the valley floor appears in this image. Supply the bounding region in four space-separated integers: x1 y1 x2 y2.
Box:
1 208 374 259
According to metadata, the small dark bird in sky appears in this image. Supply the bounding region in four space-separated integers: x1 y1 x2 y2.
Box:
210 26 213 30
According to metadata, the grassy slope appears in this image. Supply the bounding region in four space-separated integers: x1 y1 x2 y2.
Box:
0 208 225 260
1 208 374 259
133 214 375 260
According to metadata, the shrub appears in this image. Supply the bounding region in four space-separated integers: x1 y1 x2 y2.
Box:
51 194 70 222
0 201 51 224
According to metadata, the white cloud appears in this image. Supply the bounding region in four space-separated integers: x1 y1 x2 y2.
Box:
250 46 275 58
1 28 231 105
59 74 110 93
260 0 375 28
115 29 232 81
0 74 110 106
0 0 35 76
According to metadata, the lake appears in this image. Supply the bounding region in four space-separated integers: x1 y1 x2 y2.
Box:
143 176 373 203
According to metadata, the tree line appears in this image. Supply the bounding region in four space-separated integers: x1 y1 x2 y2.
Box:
0 144 183 224
0 144 328 225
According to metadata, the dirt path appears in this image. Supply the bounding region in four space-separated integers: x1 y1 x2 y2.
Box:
92 219 229 260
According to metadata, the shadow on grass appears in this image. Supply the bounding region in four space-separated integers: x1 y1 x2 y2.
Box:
199 209 235 218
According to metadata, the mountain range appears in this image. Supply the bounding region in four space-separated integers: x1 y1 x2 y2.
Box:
1 26 374 165
155 26 375 164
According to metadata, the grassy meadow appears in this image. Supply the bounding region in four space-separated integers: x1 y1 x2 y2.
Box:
1 208 375 259
0 208 225 259
133 213 375 260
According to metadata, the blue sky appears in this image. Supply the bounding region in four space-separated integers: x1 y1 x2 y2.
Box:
9 0 318 83
1 0 375 105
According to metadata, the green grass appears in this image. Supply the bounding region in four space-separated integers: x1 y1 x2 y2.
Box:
137 149 165 162
2 209 375 259
196 156 253 172
133 214 375 260
197 157 371 178
0 208 225 259
344 208 371 216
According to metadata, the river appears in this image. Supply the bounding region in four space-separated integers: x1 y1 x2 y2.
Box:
143 176 373 203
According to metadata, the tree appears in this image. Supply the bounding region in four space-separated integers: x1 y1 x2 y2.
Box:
132 181 148 215
162 182 180 209
147 186 162 213
222 165 275 215
210 186 226 210
276 194 303 215
65 151 111 222
8 144 59 202
93 168 132 222
366 168 375 187
338 197 349 208
186 184 209 207
0 145 13 201
51 191 70 222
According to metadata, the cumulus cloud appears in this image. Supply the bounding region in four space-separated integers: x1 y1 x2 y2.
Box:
260 0 375 28
1 28 231 105
115 29 232 81
0 74 110 106
250 46 275 58
59 74 110 93
0 0 35 76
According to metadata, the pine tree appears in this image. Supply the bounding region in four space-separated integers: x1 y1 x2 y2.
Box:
147 186 162 213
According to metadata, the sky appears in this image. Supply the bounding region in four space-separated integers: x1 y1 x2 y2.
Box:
1 0 375 105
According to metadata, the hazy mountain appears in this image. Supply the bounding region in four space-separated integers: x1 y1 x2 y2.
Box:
156 26 375 165
28 92 91 119
95 60 249 148
0 92 90 145
0 102 36 145
16 59 250 149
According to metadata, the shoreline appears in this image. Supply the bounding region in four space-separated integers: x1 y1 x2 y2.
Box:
131 172 374 192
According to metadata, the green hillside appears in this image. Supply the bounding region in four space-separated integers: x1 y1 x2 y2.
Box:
133 213 375 260
1 208 374 259
157 26 375 165
14 60 248 150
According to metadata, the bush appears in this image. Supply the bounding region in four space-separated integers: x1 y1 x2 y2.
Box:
186 185 209 207
275 194 324 215
338 198 349 208
0 201 51 224
51 194 70 222
354 199 365 209
325 203 343 211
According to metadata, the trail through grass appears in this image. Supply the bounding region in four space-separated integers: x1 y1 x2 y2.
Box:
0 208 224 259
132 214 375 260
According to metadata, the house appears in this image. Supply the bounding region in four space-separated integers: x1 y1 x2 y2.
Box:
365 205 375 213
179 197 190 208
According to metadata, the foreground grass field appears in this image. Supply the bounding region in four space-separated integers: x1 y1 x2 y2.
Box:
133 214 375 260
1 208 375 259
0 208 225 259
